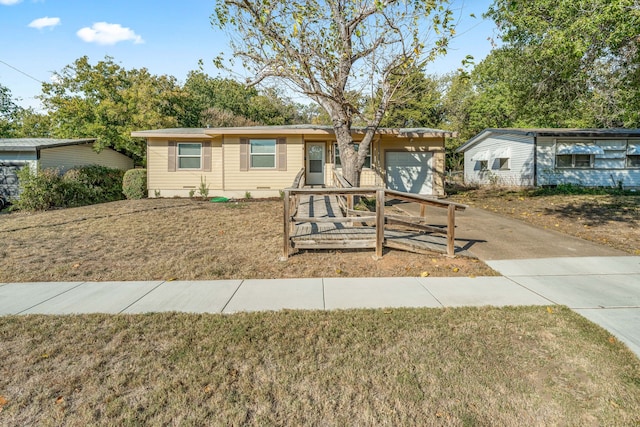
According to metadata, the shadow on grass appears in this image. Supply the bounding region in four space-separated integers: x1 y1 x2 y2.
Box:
542 198 639 227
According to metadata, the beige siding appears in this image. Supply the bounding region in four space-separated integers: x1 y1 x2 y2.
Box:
223 135 304 194
145 131 446 197
39 144 133 172
147 138 223 197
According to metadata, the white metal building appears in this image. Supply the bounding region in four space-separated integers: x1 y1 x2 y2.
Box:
456 129 640 188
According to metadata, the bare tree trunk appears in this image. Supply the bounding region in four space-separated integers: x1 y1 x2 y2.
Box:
334 120 361 187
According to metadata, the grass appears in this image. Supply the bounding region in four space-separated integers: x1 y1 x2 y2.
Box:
0 199 495 282
1 307 639 425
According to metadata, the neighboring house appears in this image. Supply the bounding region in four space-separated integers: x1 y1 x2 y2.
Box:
0 138 134 203
456 128 640 188
131 125 454 198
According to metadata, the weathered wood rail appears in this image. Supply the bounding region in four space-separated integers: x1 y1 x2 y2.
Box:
281 169 468 260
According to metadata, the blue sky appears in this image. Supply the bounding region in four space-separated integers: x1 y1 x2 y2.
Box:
0 0 498 110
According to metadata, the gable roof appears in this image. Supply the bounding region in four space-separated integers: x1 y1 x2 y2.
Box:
456 128 640 153
131 125 456 139
0 138 96 152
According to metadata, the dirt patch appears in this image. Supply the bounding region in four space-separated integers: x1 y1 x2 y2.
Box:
0 199 495 282
449 189 640 255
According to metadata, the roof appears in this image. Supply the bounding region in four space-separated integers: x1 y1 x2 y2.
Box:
131 125 456 139
0 138 96 152
456 128 640 153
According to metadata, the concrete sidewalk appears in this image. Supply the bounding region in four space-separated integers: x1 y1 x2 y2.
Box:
1 256 639 357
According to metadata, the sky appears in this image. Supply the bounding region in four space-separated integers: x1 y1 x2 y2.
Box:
0 0 498 111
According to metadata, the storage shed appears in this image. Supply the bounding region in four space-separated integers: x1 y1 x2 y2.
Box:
456 128 640 188
0 138 134 204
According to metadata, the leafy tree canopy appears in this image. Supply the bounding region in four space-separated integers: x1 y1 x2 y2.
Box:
482 0 640 127
40 56 185 162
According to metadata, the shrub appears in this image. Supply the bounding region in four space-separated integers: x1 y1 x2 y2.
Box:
16 165 126 211
122 169 147 200
15 167 65 211
68 165 126 202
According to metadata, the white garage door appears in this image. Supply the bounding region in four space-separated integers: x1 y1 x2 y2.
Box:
385 151 433 195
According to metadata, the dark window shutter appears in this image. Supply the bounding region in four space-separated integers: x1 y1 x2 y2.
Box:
277 137 287 171
203 141 212 172
168 141 176 172
240 138 249 171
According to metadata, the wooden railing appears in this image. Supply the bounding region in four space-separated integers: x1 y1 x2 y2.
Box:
281 169 467 260
281 186 384 261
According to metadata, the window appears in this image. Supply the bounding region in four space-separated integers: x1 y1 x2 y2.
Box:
177 143 202 169
556 154 594 168
628 155 640 168
479 160 488 171
334 143 371 168
498 158 509 170
250 139 276 168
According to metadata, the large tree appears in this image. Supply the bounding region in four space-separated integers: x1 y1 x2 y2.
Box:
0 84 20 137
40 56 185 162
484 0 640 128
212 0 456 185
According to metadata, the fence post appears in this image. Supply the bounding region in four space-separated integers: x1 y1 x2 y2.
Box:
447 204 455 256
281 189 291 261
375 189 385 258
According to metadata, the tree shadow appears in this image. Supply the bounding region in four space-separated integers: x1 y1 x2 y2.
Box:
542 199 638 227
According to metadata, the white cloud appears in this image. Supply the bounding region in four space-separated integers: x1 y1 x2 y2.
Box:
28 17 61 30
76 22 144 45
0 0 23 5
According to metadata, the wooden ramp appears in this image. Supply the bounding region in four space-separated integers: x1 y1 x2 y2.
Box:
291 194 471 256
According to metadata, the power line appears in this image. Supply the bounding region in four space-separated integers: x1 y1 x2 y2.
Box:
0 59 44 84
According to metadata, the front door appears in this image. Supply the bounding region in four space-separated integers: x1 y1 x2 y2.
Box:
306 142 325 185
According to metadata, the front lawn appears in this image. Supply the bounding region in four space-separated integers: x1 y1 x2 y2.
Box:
0 199 494 282
1 307 639 425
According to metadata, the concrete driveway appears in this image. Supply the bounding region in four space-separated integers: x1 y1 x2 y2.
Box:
395 203 627 260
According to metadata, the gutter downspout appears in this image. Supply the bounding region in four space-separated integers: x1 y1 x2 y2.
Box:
532 133 538 187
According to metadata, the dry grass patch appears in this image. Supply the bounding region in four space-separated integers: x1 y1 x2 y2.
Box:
1 307 639 425
450 189 640 254
0 199 494 282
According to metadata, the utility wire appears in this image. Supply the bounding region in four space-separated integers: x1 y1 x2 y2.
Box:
0 59 44 84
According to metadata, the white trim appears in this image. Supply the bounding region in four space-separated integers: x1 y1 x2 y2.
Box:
249 139 277 169
471 150 489 161
627 143 640 155
177 142 202 170
492 147 511 159
556 143 604 155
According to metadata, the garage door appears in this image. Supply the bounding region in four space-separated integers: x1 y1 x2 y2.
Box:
0 162 25 202
385 151 433 195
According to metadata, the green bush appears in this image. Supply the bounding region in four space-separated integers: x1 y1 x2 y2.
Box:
16 165 126 211
122 168 147 200
15 167 65 211
67 165 126 203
